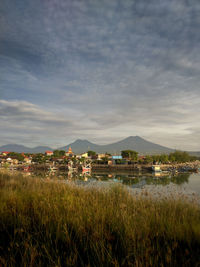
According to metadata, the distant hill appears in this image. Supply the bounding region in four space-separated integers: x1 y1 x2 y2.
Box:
59 139 99 153
59 136 174 154
0 144 53 153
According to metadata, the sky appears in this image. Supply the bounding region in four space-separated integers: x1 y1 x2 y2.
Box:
0 0 200 150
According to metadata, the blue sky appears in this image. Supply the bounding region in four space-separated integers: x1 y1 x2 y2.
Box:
0 0 200 150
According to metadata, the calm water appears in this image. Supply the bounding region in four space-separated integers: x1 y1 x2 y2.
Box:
31 170 200 195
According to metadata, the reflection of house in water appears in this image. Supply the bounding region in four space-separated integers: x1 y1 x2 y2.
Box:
154 172 161 177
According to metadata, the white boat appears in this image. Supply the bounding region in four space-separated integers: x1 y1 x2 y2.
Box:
68 161 77 172
152 165 162 172
49 166 58 172
68 166 77 172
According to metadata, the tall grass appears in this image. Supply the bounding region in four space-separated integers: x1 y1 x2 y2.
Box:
0 171 200 266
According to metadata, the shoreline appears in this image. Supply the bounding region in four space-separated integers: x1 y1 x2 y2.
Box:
2 160 200 173
92 160 200 172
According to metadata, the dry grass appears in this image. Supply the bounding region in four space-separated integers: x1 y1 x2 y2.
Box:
0 171 200 266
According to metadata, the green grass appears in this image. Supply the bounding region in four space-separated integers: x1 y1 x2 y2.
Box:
0 171 200 266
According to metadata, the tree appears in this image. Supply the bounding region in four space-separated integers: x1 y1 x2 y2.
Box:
144 155 153 164
87 151 96 157
53 150 65 157
32 153 46 164
169 151 190 163
159 154 169 163
121 150 138 161
152 155 160 163
101 157 109 164
115 159 126 165
8 152 24 162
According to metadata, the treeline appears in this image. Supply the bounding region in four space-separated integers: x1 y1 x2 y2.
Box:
143 151 198 164
121 150 198 163
1 150 199 164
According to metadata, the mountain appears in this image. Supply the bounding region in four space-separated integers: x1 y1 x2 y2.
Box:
31 146 54 153
98 136 174 154
0 144 53 153
1 137 198 155
59 139 99 153
0 144 30 153
60 136 174 154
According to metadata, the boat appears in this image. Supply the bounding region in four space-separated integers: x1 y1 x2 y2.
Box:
68 166 77 172
152 165 162 172
194 167 200 173
23 166 31 172
49 166 58 172
82 163 91 172
68 161 77 172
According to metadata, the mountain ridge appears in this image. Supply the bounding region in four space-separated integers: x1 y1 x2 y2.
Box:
0 144 53 153
60 136 174 154
0 136 199 155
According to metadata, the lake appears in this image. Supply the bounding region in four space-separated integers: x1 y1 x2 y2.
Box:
29 170 200 196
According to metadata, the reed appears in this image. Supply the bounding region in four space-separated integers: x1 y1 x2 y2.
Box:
0 171 200 266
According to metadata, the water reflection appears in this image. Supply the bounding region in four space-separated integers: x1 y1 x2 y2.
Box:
31 169 191 188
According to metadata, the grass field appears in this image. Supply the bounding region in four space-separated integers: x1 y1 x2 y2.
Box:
0 171 200 266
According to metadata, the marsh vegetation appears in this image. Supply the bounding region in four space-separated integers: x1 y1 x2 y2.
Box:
0 172 200 266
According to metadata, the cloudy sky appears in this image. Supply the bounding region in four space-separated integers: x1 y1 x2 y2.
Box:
0 0 200 150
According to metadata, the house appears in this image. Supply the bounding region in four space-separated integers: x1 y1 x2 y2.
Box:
112 155 122 160
2 151 10 156
13 159 19 165
81 152 88 159
24 157 32 164
45 151 53 156
6 158 13 164
112 155 124 165
65 147 74 157
97 154 107 160
152 165 161 172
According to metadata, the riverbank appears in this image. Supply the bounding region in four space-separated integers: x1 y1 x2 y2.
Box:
92 160 200 172
1 171 200 266
3 160 200 174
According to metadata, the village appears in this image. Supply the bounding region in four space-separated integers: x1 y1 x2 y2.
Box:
1 146 200 174
0 147 136 170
